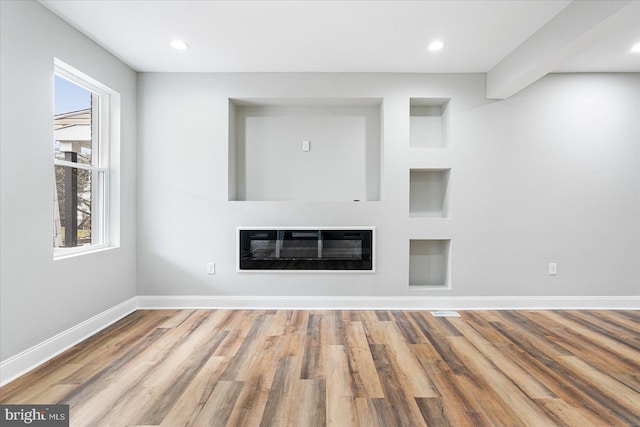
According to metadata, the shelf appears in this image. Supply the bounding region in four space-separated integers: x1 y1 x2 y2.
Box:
410 98 449 148
410 169 450 218
409 239 450 287
408 98 452 287
228 98 382 202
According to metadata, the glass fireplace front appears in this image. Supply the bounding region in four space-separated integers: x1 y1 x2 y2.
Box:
238 228 374 271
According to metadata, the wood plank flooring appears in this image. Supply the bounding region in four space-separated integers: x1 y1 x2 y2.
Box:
1 309 639 426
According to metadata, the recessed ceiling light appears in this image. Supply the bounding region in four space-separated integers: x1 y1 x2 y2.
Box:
428 40 445 52
631 42 640 53
171 40 189 51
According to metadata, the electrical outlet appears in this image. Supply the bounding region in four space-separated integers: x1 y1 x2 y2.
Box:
548 262 557 275
302 140 310 152
207 262 215 275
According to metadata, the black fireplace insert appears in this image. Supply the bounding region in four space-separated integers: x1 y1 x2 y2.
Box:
238 228 374 271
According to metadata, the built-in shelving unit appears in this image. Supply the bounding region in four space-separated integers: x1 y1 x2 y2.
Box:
226 94 456 287
409 239 450 288
410 98 449 148
409 169 450 218
408 98 452 288
228 98 382 202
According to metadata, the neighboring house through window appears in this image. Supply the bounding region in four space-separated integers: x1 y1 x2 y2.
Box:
53 60 115 258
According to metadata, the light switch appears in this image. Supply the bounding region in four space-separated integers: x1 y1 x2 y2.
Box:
302 140 310 152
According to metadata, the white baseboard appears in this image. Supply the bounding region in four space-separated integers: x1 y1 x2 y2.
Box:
2 294 637 387
136 295 640 310
0 297 138 387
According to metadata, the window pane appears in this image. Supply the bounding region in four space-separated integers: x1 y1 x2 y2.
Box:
54 165 99 248
54 75 94 165
53 62 111 256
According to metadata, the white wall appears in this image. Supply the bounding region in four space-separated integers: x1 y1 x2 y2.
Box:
0 1 137 361
232 102 381 201
137 72 639 298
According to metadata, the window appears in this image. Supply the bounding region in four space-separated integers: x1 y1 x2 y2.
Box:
53 61 112 257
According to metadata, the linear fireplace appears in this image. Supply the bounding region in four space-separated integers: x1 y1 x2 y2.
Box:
238 227 374 271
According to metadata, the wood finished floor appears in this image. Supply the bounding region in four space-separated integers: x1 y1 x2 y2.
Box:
1 309 639 426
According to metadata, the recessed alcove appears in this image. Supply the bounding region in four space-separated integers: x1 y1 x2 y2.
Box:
410 98 450 148
409 169 450 218
228 98 382 201
409 239 450 288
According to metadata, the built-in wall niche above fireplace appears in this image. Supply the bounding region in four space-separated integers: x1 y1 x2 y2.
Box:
228 98 382 202
237 227 375 272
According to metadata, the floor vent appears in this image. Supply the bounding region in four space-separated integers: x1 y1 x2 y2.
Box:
430 311 460 317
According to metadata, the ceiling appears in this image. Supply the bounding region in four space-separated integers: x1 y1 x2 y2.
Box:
40 0 640 74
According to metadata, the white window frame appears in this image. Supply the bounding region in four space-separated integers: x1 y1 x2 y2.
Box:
53 60 113 259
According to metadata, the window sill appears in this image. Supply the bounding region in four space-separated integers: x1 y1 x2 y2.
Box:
54 244 116 261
